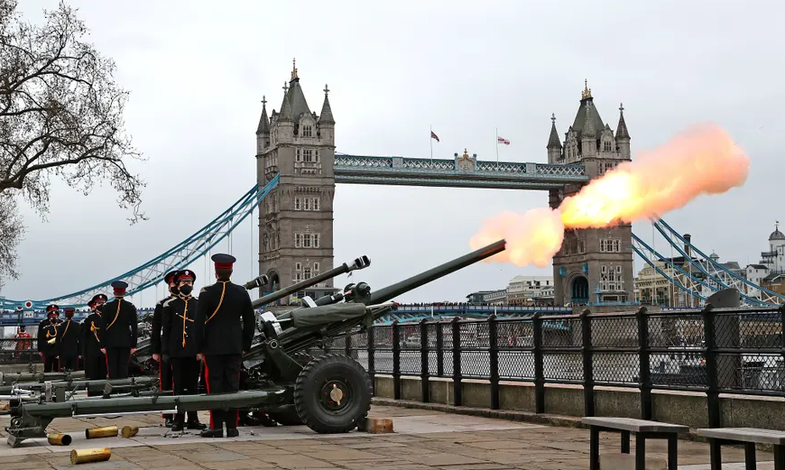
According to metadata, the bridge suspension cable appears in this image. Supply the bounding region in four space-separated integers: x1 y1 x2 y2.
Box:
0 175 280 310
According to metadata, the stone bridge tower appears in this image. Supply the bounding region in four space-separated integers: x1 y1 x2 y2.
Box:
255 61 337 304
547 81 634 306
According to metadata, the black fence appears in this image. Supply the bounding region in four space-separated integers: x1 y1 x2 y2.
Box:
0 338 38 364
315 305 785 428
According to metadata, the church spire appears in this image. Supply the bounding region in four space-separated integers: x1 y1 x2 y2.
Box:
256 96 270 135
581 78 592 100
319 84 335 125
616 103 630 140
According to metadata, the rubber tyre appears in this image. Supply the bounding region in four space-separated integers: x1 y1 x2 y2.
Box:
268 411 304 426
293 353 372 434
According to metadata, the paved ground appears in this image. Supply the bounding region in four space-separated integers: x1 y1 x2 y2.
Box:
0 405 778 469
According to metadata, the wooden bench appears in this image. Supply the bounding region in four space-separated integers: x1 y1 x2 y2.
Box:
582 417 689 470
696 427 785 470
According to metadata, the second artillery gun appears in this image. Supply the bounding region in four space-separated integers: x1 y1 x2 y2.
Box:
5 239 507 446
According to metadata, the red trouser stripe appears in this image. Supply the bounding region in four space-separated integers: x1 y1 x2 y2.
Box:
57 357 61 372
158 361 166 419
203 357 214 429
104 353 109 378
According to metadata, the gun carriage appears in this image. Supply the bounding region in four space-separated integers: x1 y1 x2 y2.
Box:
4 240 506 447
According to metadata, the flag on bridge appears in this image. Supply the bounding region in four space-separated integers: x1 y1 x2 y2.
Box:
497 136 510 145
430 131 440 142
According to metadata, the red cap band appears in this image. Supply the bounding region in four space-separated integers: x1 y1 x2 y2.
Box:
215 262 233 269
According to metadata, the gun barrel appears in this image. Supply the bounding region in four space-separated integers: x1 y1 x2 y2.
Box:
252 255 370 308
367 239 506 305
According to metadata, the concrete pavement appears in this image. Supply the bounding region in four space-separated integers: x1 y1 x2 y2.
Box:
0 405 777 469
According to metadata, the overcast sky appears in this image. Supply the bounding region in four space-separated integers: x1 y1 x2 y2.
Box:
2 0 782 307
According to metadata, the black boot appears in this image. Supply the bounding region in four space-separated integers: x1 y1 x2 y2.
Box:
226 428 239 438
171 413 184 432
200 428 223 438
187 412 206 430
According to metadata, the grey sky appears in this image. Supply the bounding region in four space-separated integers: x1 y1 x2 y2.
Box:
2 0 782 307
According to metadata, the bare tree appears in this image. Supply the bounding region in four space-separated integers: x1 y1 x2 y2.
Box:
0 0 146 284
0 193 23 289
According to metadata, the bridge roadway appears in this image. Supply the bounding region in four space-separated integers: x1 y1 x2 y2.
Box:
0 405 766 468
0 304 572 327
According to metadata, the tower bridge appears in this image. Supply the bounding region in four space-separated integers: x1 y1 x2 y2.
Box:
2 63 783 314
256 66 632 308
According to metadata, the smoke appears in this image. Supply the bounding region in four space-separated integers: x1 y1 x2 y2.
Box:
469 208 564 268
471 123 751 267
560 123 750 229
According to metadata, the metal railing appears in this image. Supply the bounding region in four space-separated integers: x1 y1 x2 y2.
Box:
314 304 785 426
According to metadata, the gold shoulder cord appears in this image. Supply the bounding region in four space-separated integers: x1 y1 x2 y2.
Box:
205 281 229 324
90 321 100 343
61 320 71 338
106 301 122 330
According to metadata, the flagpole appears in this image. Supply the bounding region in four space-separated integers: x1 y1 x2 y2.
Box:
495 127 499 168
430 124 433 161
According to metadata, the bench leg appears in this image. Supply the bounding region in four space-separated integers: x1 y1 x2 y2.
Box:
635 435 646 470
590 427 599 470
667 435 678 470
744 442 756 470
709 438 722 470
774 444 785 470
621 430 630 453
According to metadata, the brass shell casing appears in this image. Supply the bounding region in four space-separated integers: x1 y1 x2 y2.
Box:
47 433 72 446
84 426 118 439
70 448 111 465
121 425 139 438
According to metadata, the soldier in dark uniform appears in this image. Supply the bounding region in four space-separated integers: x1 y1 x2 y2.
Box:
151 270 179 427
162 269 207 432
82 295 108 391
98 281 138 379
55 307 81 371
37 305 60 372
194 254 255 438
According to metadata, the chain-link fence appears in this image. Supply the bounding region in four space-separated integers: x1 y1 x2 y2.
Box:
312 305 785 424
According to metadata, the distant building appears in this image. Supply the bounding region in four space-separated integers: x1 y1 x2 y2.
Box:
507 276 554 306
465 289 508 305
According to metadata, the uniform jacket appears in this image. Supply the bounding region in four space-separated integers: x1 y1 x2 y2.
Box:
161 295 199 358
97 298 138 349
37 319 59 355
194 280 255 355
81 312 104 357
150 296 173 355
55 318 81 358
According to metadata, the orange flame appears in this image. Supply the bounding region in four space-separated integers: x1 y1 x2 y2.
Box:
470 123 750 267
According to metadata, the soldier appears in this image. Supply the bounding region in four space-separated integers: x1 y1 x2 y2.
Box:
151 270 179 427
162 269 206 432
194 254 255 438
98 281 138 379
55 307 81 371
37 305 60 372
82 295 108 391
14 325 32 360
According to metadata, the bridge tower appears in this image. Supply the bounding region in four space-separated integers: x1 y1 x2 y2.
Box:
255 60 337 303
548 81 634 306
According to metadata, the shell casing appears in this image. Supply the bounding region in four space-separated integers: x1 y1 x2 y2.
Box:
121 425 139 438
84 426 118 439
70 448 111 465
47 433 72 446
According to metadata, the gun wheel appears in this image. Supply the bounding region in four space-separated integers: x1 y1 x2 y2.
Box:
294 353 372 434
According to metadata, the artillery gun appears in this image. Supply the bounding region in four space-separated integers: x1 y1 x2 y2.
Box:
5 239 506 447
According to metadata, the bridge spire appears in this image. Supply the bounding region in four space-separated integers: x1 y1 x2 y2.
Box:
319 83 335 125
547 113 562 150
256 95 270 135
581 79 592 100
